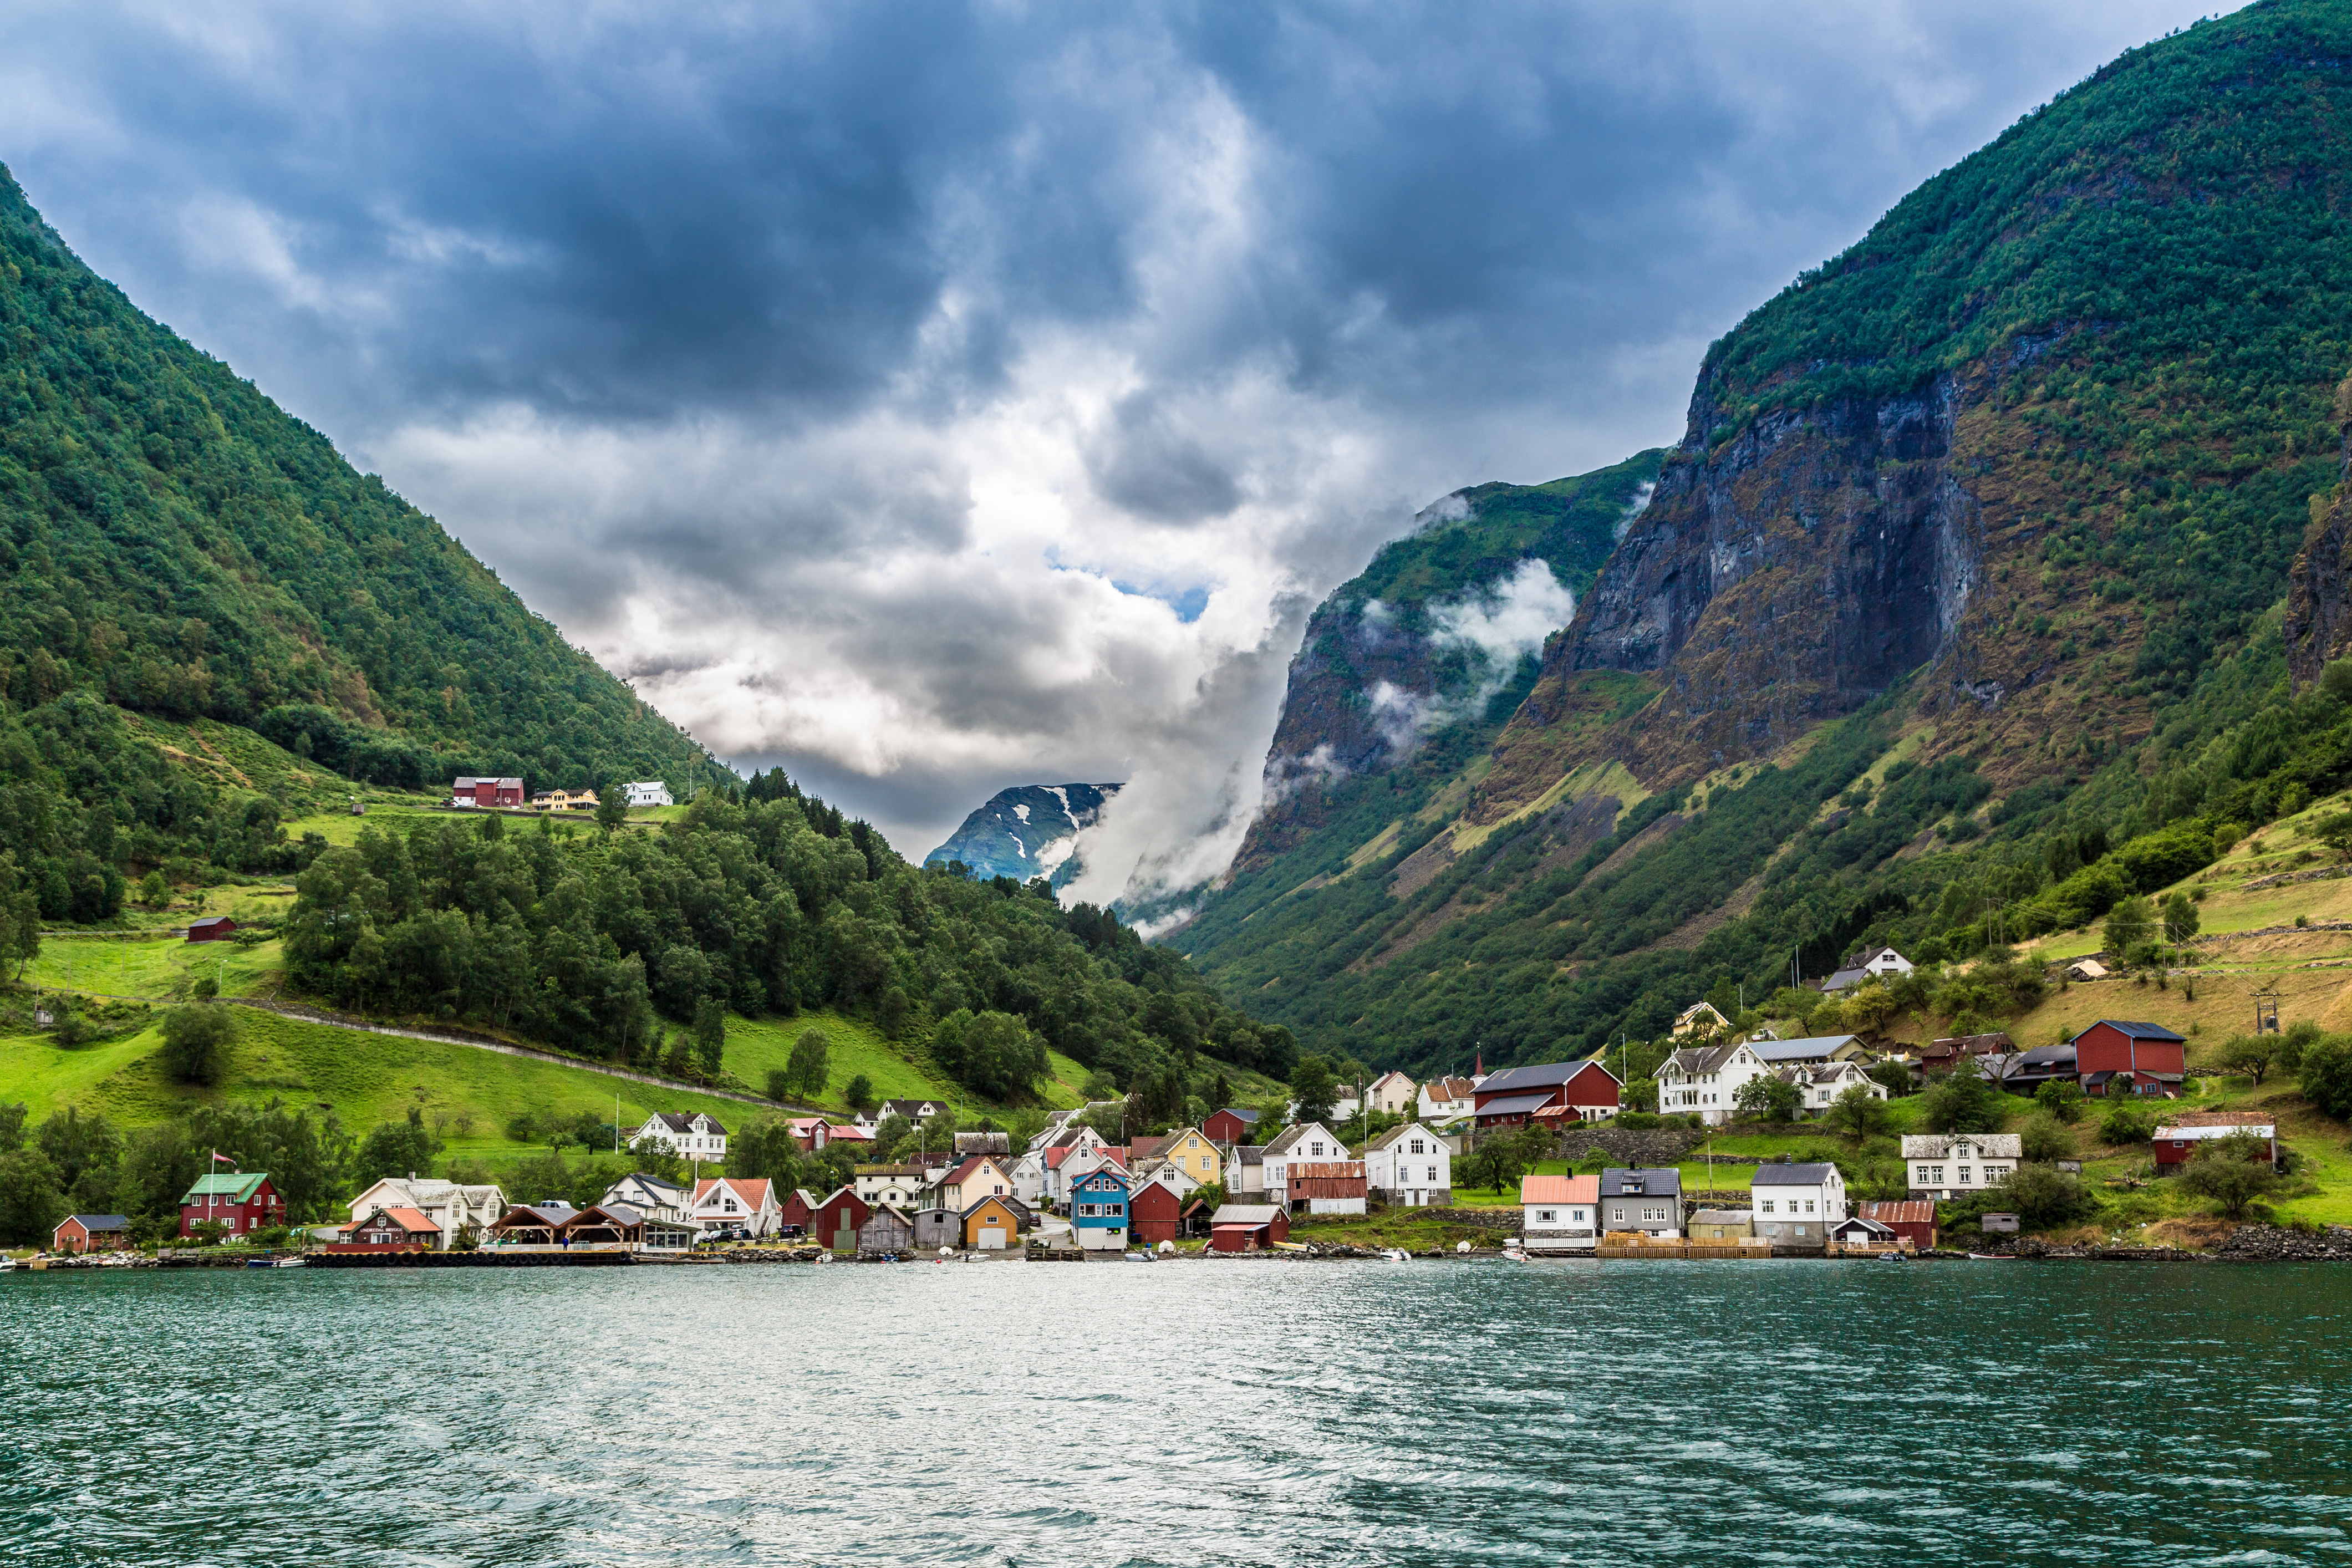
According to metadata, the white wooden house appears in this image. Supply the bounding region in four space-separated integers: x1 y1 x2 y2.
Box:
1750 1162 1847 1244
1261 1123 1348 1196
600 1172 691 1224
1657 1040 1771 1126
686 1177 780 1236
1900 1133 2022 1201
1417 1076 1477 1123
345 1177 505 1248
1363 1122 1451 1206
1519 1174 1599 1252
632 1111 729 1163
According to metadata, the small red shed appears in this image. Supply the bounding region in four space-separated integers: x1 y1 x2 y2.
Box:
53 1214 129 1253
186 915 237 943
1208 1203 1290 1253
1129 1179 1183 1246
2153 1111 2278 1171
1203 1108 1261 1145
1860 1200 1937 1251
344 1206 441 1249
2071 1020 2187 1097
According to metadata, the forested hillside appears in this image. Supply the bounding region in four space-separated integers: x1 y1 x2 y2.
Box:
1172 1 2352 1075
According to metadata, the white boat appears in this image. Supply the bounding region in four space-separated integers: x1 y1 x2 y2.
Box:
1382 1248 1410 1263
0 1255 15 1272
273 1256 307 1268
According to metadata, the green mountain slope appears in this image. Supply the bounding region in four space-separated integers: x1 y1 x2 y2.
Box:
0 165 717 793
1177 0 2352 1075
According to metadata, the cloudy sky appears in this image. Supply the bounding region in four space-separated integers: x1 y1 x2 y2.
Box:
0 1 2226 898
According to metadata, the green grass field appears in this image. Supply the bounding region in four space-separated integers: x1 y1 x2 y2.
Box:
27 934 288 1003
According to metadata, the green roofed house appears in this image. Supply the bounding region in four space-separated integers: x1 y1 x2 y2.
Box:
178 1171 283 1241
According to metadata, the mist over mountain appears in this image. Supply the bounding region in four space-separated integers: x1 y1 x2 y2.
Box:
925 783 1122 886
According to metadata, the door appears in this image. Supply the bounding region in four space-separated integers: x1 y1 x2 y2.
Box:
979 1226 1007 1250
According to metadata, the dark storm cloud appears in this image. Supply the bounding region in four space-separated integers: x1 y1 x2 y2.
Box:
0 1 2237 867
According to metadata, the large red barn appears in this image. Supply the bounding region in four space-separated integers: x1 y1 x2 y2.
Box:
1474 1059 1621 1128
2070 1020 2187 1098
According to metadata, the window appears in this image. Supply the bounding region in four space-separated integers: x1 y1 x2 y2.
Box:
1311 1142 1325 1157
1411 1139 1426 1155
1984 1164 2009 1180
1427 1166 1439 1182
1538 1210 1556 1223
1761 1200 1775 1214
1931 1166 1945 1184
1805 1201 1815 1214
1957 1168 1972 1185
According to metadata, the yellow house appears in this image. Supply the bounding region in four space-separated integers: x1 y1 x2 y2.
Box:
1672 1002 1731 1038
1149 1128 1223 1187
528 789 602 813
960 1194 1027 1250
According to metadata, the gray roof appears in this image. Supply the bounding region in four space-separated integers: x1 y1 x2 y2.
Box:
2079 1019 2187 1042
1599 1168 1682 1197
62 1214 128 1230
1900 1133 2023 1159
1834 1216 1895 1236
1667 1043 1742 1075
1475 1092 1555 1116
1214 1106 1261 1124
1821 968 1870 992
1364 1123 1434 1152
1209 1204 1284 1225
1264 1125 1339 1157
1231 1145 1266 1166
1477 1060 1598 1095
1748 1035 1857 1063
1751 1163 1840 1186
1689 1208 1753 1225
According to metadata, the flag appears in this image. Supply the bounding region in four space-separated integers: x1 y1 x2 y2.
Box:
212 1152 236 1164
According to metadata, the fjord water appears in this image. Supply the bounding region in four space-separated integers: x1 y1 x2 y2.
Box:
4 1262 2348 1566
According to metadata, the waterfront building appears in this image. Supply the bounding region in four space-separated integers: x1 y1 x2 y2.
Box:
602 1172 692 1223
859 1204 915 1254
960 1194 1029 1250
1750 1162 1847 1246
347 1175 506 1248
1363 1122 1451 1206
1688 1208 1754 1241
1261 1123 1347 1195
1206 1203 1288 1253
1287 1161 1367 1215
806 1186 871 1251
1129 1180 1183 1247
1860 1199 1938 1250
1071 1168 1131 1251
178 1172 283 1240
1520 1174 1600 1251
688 1177 781 1238
1598 1169 1683 1239
854 1163 930 1209
52 1214 129 1253
347 1206 441 1248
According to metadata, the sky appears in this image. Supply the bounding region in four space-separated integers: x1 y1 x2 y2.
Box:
0 1 2233 902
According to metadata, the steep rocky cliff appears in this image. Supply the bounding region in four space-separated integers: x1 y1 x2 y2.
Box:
1242 454 1659 868
2283 376 2352 690
926 782 1121 885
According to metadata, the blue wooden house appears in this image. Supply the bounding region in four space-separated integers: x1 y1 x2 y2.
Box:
1071 1168 1131 1252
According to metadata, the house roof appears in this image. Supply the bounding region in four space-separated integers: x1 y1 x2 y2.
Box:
1209 1204 1284 1225
1834 1216 1896 1236
959 1194 1027 1220
826 1124 873 1142
647 1111 727 1136
2066 959 2111 978
1210 1106 1261 1124
181 1172 268 1203
1074 1167 1129 1190
1370 1070 1416 1092
1598 1168 1682 1197
1665 1043 1744 1076
1689 1208 1754 1226
854 1163 928 1177
1231 1145 1265 1165
693 1177 773 1210
60 1213 128 1231
187 915 235 930
1364 1122 1434 1152
1476 1060 1598 1096
2156 1111 2276 1131
1926 1032 2013 1056
1520 1174 1598 1205
864 1204 913 1225
1748 1035 1857 1063
2078 1019 2187 1042
1475 1092 1556 1117
1899 1133 2024 1159
365 1206 440 1233
944 1155 1005 1186
1751 1163 1840 1187
1422 1077 1477 1101
1861 1200 1936 1226
1264 1124 1340 1157
882 1099 946 1117
617 1172 688 1197
1821 967 1870 992
2155 1115 2276 1141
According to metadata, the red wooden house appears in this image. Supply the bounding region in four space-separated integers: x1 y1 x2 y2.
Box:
185 915 237 943
2153 1111 2278 1172
2071 1020 2187 1098
1203 1107 1261 1145
179 1172 283 1239
1474 1059 1621 1128
52 1214 129 1253
451 776 525 809
1129 1179 1183 1246
808 1186 872 1251
344 1206 441 1249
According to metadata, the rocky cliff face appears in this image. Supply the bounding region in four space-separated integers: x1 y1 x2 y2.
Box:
1241 457 1661 869
2283 384 2352 691
925 782 1121 884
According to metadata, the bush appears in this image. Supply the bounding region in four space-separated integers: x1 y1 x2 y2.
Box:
159 1003 237 1085
2297 1033 2352 1121
1989 1165 2095 1230
1867 1060 1916 1098
2175 1131 2282 1219
1734 1075 1803 1123
844 1074 877 1113
2099 1102 2157 1147
1615 1111 1663 1130
2034 1079 2085 1123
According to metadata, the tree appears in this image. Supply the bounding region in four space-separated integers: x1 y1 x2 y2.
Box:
35 1107 123 1209
2098 1102 2157 1147
2298 1033 2352 1121
353 1107 443 1187
2312 810 2352 862
1622 1077 1660 1114
1733 1075 1803 1123
2160 890 2200 944
2018 1114 2072 1163
2033 1078 2085 1123
1289 1056 1341 1126
1841 983 1900 1036
1918 1072 2005 1135
2103 897 2154 962
2214 1034 2279 1088
1822 1084 1892 1142
844 1075 877 1113
159 1002 237 1086
765 1068 794 1103
2175 1132 2282 1219
930 1009 1048 1101
690 998 726 1082
1866 1060 1915 1098
0 1101 26 1152
0 1147 65 1245
595 791 629 834
786 1027 833 1099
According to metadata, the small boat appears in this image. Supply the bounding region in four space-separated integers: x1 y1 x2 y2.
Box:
1967 1251 2018 1261
1875 1250 1907 1262
274 1256 307 1269
1122 1251 1152 1262
1381 1248 1411 1263
0 1255 16 1272
1501 1246 1530 1262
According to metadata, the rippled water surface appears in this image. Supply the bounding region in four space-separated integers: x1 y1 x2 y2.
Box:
6 1259 2352 1566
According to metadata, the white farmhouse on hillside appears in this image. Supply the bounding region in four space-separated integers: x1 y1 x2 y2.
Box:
1658 1041 1772 1125
1418 1077 1477 1122
345 1177 505 1247
1365 1071 1418 1116
633 1111 728 1163
623 781 673 808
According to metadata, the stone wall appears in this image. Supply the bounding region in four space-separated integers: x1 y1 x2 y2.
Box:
1546 1126 1703 1167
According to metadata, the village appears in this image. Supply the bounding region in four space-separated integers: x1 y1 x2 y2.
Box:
19 942 2287 1270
